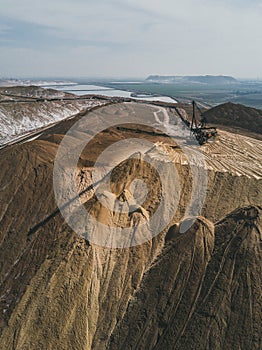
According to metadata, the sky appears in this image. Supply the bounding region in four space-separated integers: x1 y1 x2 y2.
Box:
0 0 261 78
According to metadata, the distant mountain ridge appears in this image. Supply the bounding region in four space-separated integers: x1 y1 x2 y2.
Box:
146 75 239 84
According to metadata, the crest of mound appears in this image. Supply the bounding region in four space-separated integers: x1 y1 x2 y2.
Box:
203 102 262 136
177 205 262 350
108 207 261 350
108 215 215 349
81 152 171 247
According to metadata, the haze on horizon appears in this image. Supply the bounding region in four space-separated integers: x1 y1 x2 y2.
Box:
0 0 261 79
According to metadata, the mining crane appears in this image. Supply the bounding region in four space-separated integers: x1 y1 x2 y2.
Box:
190 101 217 145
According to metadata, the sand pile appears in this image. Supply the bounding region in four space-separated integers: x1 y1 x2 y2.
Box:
0 102 261 349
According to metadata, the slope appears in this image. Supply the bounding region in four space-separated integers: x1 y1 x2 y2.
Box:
0 102 261 350
203 102 262 136
0 86 107 146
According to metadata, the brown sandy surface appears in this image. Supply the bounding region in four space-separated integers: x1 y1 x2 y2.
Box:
0 102 261 349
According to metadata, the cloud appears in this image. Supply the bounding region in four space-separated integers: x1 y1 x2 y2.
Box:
0 0 261 77
0 0 158 43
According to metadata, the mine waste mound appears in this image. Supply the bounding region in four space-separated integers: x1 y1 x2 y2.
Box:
203 102 262 136
0 85 106 146
0 102 261 349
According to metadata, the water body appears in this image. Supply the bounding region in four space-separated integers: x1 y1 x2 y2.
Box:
46 84 177 103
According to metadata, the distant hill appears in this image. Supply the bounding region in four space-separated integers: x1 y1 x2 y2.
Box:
146 75 239 85
203 102 262 134
0 78 76 87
